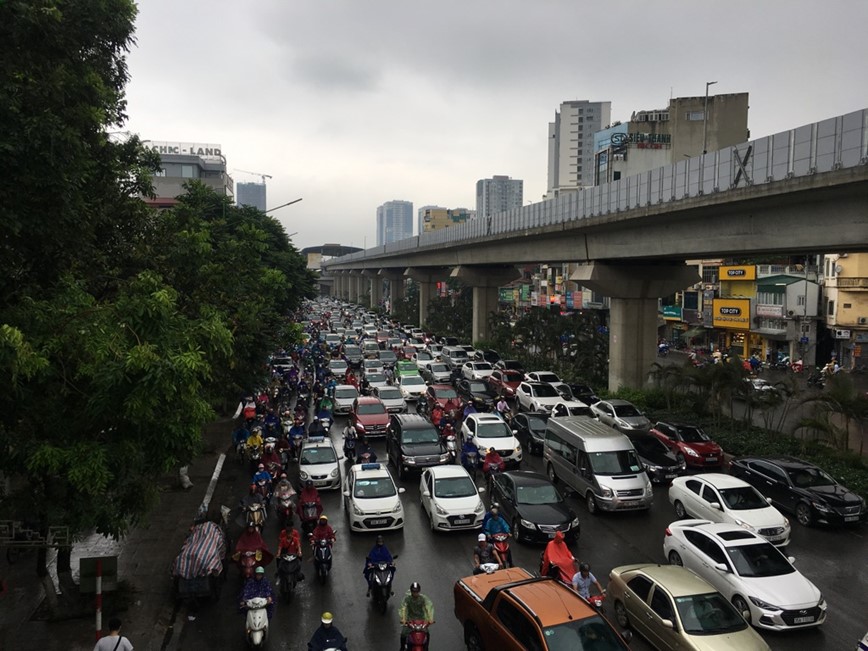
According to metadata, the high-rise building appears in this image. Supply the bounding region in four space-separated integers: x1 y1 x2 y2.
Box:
236 181 267 211
376 200 414 246
417 205 447 234
420 207 473 232
546 100 612 198
143 140 233 209
476 176 523 219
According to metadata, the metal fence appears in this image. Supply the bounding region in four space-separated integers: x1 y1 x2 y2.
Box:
330 109 868 266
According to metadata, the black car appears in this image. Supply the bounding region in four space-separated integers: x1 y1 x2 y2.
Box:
473 349 501 365
495 359 525 374
567 383 599 405
512 412 549 455
626 434 685 483
455 379 497 410
730 456 866 527
489 471 580 544
385 414 450 480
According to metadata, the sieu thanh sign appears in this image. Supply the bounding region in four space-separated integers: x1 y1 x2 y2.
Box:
144 141 223 160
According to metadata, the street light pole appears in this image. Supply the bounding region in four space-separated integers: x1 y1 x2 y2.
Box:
264 197 303 214
702 81 717 155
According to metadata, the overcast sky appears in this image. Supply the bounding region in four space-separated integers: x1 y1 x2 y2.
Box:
124 0 868 251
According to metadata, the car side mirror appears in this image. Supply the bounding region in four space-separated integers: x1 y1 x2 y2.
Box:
398 487 406 494
421 489 429 497
620 630 633 643
342 490 350 497
710 502 722 510
713 562 729 573
788 556 796 564
661 618 675 630
511 430 518 435
477 487 486 493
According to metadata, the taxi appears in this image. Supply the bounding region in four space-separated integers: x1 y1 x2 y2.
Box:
343 463 406 532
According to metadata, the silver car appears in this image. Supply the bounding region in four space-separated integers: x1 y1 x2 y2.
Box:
333 384 360 414
373 386 407 413
591 399 651 433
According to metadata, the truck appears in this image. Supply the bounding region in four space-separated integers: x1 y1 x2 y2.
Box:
453 567 631 651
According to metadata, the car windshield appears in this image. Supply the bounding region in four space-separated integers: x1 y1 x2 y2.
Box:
536 373 560 383
526 415 548 432
431 364 450 373
726 541 795 577
589 450 643 475
344 346 360 355
357 403 386 415
434 476 477 498
353 477 397 499
377 388 402 400
531 384 559 398
416 352 432 360
542 616 626 651
401 376 425 387
613 404 642 417
404 427 440 445
435 388 458 399
786 466 836 487
476 422 512 438
503 361 522 370
467 381 488 393
329 361 347 369
718 486 770 510
366 373 387 384
630 436 669 456
675 425 711 442
474 363 493 371
567 406 591 416
300 447 337 465
379 352 397 362
516 483 561 505
674 592 748 635
335 388 359 399
502 371 523 382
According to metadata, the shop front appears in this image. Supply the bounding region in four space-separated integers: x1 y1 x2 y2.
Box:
712 298 757 358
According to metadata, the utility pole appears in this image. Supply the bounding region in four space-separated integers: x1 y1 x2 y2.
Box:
702 81 718 155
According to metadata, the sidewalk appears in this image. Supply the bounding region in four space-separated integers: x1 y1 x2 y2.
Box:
0 419 235 651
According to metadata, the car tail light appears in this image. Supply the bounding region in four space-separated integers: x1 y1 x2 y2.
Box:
664 527 672 537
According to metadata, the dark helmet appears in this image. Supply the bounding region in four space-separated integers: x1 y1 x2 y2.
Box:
410 581 421 593
579 562 590 573
375 535 385 545
305 480 313 488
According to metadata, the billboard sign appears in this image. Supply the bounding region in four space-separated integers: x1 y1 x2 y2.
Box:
712 298 751 329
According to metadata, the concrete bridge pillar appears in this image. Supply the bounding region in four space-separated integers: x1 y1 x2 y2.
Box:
381 273 405 315
406 268 449 328
571 263 700 391
451 266 522 344
365 271 383 310
345 273 357 303
333 273 345 300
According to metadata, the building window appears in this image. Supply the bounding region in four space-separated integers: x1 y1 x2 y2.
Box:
756 291 784 306
686 111 705 121
827 300 835 316
843 302 852 308
613 171 621 180
797 295 806 306
702 266 719 284
181 164 196 178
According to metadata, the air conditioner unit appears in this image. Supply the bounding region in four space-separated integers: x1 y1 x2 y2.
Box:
787 310 795 317
859 316 868 325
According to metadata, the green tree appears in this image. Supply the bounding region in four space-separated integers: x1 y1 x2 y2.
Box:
797 374 868 452
426 281 471 341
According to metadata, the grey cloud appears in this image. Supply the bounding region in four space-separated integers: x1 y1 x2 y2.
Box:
291 54 380 92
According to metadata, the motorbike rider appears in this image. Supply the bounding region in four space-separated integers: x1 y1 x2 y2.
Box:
482 506 511 538
571 562 605 601
241 482 266 510
276 525 305 584
399 582 435 651
233 524 274 572
472 532 503 574
307 612 348 651
310 515 336 548
495 395 510 419
238 566 275 620
263 408 281 437
297 480 324 518
364 534 395 597
462 399 479 420
431 403 444 429
261 443 283 479
232 424 251 455
482 447 505 478
246 426 265 455
356 436 378 463
540 531 576 584
460 438 479 473
233 395 258 424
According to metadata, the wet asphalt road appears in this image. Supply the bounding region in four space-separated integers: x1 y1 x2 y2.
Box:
172 411 867 651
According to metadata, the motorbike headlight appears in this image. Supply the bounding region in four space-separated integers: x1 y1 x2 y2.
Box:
519 518 536 530
684 447 701 457
748 596 780 611
330 468 339 478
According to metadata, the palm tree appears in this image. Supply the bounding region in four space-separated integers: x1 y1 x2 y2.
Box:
797 374 868 452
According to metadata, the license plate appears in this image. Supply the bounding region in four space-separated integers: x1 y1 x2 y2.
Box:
793 616 815 624
844 516 859 522
665 474 676 479
706 457 718 462
453 518 471 526
369 518 387 526
548 532 556 539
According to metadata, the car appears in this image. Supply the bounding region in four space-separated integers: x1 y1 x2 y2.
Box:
362 358 385 376
422 384 460 414
455 378 498 411
567 383 599 405
397 374 427 401
745 378 777 393
461 361 495 381
729 455 866 527
626 433 685 483
362 372 389 392
550 400 592 419
327 358 349 377
650 422 724 469
349 396 390 438
472 349 501 365
324 333 342 349
372 385 407 414
332 384 360 415
412 350 436 371
663 520 826 631
270 356 293 373
395 360 420 378
386 414 451 479
343 462 406 532
460 413 522 468
425 342 443 359
523 370 571 399
512 411 549 455
608 563 771 651
419 465 485 532
489 471 580 544
590 399 651 433
377 349 398 369
486 369 523 398
668 474 791 546
298 435 342 490
421 362 452 384
494 359 524 374
515 381 561 413
342 344 363 367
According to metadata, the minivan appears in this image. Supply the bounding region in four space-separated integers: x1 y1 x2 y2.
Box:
543 416 653 515
440 345 469 371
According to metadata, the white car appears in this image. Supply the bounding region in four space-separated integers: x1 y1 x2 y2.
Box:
664 520 826 631
362 359 385 376
298 436 341 490
343 462 406 532
515 382 562 413
460 413 522 467
550 400 592 419
462 361 495 381
524 370 571 399
591 399 652 433
397 375 427 401
363 372 389 391
419 465 486 532
373 386 407 413
668 474 791 547
328 358 349 376
413 350 436 371
333 384 360 415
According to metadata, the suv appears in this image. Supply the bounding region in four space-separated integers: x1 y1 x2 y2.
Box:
515 382 561 413
386 414 451 480
349 396 390 438
461 413 522 468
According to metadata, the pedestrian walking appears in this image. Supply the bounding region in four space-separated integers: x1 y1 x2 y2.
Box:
93 617 134 651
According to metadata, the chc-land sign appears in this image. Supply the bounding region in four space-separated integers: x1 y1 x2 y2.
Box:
144 141 223 160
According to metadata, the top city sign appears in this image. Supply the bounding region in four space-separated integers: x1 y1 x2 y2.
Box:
144 141 223 160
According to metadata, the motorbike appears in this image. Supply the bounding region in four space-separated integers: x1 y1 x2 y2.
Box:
585 590 606 613
254 478 272 502
276 553 302 599
442 433 457 464
235 549 264 579
312 537 333 584
489 532 512 568
274 485 295 527
370 561 396 614
243 596 269 648
462 451 478 481
299 501 320 537
343 429 357 463
808 370 826 389
484 461 503 493
316 409 333 434
245 502 266 530
246 443 263 464
657 343 669 357
403 620 431 651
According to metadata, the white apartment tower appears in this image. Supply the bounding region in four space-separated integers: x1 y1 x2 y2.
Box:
546 100 611 198
476 176 523 219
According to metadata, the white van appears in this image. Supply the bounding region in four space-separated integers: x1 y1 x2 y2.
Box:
543 416 653 515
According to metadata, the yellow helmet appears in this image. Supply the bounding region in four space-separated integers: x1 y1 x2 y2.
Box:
321 612 333 624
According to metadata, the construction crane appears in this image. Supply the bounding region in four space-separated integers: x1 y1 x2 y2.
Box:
233 169 273 184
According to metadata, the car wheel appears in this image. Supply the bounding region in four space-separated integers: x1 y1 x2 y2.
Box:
796 502 814 527
547 464 558 485
586 493 598 515
732 595 752 624
614 600 630 628
673 500 687 519
396 462 404 481
675 452 685 465
512 517 522 544
429 511 437 533
668 550 683 566
465 622 485 651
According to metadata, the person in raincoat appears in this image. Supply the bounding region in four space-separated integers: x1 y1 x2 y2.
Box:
540 531 576 584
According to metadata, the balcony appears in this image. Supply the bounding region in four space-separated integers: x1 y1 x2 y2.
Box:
756 265 818 281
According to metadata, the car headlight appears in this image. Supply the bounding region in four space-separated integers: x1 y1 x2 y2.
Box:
514 446 521 454
782 518 790 529
818 595 826 609
439 453 449 462
570 517 580 528
403 456 416 465
811 501 831 513
748 596 781 611
352 503 364 516
684 447 701 457
734 519 756 532
392 501 403 513
600 487 613 498
355 422 366 431
520 518 536 529
435 504 447 515
300 471 309 480
474 502 485 514
330 468 339 478
646 464 662 472
644 479 653 492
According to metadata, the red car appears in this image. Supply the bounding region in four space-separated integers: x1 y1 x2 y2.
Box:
349 397 390 438
649 421 724 469
487 369 523 398
423 384 460 413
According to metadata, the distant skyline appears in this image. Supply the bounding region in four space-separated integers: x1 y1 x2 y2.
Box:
124 0 868 250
